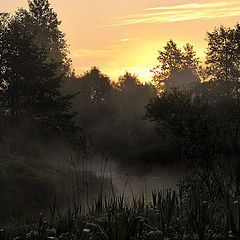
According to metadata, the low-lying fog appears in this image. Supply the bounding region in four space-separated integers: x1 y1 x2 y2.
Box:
66 153 186 201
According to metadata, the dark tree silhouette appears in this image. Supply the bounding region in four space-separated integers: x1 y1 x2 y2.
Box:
118 72 141 90
146 89 228 198
205 24 240 194
64 67 115 136
0 9 75 150
205 24 240 97
79 66 114 104
115 72 156 121
106 72 158 159
152 40 201 92
28 0 71 75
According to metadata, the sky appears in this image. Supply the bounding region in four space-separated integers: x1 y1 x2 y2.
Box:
1 0 240 82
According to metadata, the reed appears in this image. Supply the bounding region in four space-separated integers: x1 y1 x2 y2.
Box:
2 185 240 240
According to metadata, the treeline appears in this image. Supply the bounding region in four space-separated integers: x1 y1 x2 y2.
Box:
63 68 157 163
0 0 158 161
0 0 240 167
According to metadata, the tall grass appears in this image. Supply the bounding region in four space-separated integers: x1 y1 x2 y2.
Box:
2 186 240 240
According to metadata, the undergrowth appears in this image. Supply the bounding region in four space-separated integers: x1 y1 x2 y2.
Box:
1 187 240 240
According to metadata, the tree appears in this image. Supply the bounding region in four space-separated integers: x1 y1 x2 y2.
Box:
204 24 240 194
105 72 158 158
146 89 229 198
0 9 75 150
205 24 240 97
28 0 71 75
64 67 115 134
116 72 156 109
78 66 114 104
152 40 201 92
117 72 141 90
146 90 214 140
115 72 156 119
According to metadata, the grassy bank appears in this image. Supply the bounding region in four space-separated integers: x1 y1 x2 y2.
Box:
1 186 240 240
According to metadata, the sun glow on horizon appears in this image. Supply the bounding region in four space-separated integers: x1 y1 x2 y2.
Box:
1 0 239 82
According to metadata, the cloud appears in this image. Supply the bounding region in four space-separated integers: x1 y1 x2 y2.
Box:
120 38 131 42
108 1 240 27
73 48 120 58
144 2 229 11
119 38 140 42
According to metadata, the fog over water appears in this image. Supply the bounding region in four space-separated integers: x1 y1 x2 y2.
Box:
75 154 185 201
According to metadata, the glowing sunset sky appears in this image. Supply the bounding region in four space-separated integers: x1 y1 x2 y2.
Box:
1 0 240 82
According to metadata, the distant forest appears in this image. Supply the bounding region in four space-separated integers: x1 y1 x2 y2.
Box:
0 0 240 227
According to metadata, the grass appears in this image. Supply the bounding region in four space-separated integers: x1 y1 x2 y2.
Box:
1 186 240 240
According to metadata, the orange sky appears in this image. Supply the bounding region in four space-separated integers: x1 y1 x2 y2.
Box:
1 0 240 82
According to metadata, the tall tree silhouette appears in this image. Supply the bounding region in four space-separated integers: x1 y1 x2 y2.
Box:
65 67 115 133
205 24 240 97
28 0 71 75
152 40 201 92
0 9 75 150
205 24 240 194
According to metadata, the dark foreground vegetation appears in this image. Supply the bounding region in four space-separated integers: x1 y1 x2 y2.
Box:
2 186 240 240
0 0 240 238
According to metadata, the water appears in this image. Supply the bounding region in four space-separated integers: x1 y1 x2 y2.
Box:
87 156 184 201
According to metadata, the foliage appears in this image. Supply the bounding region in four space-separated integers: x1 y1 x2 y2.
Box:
152 40 201 92
204 23 240 193
2 186 240 240
206 24 240 84
0 7 76 151
117 71 142 90
63 70 158 161
146 88 239 199
77 66 114 104
28 0 72 75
